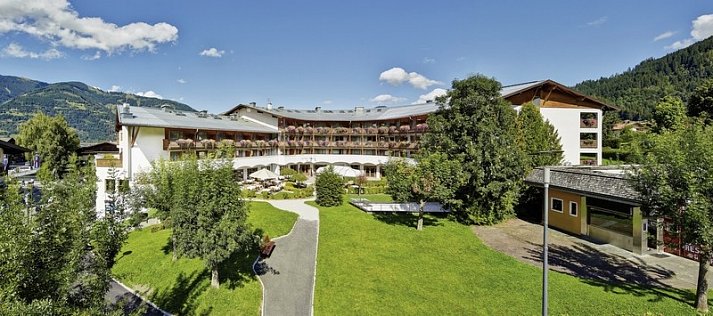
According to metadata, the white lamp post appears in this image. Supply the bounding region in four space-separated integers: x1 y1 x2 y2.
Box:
542 167 550 316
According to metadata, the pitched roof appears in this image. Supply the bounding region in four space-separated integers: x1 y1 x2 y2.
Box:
0 139 30 155
525 166 640 205
225 79 616 121
224 102 439 122
117 106 277 133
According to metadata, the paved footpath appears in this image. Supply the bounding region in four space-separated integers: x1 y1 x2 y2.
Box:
254 199 319 316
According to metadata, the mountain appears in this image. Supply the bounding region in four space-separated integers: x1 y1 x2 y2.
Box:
0 75 48 104
0 75 195 142
574 36 713 120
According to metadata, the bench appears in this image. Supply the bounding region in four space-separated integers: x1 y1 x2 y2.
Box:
260 241 276 258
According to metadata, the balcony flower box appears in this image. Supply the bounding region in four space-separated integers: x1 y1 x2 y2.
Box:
399 125 411 133
368 127 379 134
296 126 305 134
305 126 314 134
580 118 598 128
389 126 399 134
287 125 297 134
353 127 365 134
378 126 389 134
580 139 597 148
201 139 217 149
415 123 428 132
379 142 389 148
268 139 279 147
288 140 298 147
278 141 288 147
316 127 326 134
176 138 194 149
220 139 235 147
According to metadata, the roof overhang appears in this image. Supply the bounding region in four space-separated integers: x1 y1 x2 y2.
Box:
503 79 618 111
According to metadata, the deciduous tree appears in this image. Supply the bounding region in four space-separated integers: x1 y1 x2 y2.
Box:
16 113 80 180
421 74 526 224
687 78 713 119
632 120 713 312
652 96 686 133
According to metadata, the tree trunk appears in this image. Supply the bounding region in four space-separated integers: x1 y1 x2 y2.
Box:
172 236 177 262
211 267 220 289
417 200 425 231
696 252 710 313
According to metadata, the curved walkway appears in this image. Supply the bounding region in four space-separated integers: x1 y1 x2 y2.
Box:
254 199 319 316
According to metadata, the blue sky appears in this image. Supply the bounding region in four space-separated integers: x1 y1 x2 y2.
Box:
0 1 711 112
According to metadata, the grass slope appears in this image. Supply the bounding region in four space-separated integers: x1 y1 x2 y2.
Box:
112 201 298 315
313 201 701 315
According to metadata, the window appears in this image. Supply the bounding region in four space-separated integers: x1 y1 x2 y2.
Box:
551 198 563 213
105 179 116 194
169 130 181 141
570 201 578 217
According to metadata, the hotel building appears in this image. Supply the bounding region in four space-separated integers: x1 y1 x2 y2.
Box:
94 79 614 213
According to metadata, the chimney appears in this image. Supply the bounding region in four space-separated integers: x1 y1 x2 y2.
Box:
160 104 172 112
267 102 273 110
315 106 322 112
198 110 208 118
120 103 132 117
355 106 364 115
249 102 257 106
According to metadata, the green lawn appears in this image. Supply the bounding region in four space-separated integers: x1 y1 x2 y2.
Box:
112 201 298 315
346 193 394 203
312 201 702 315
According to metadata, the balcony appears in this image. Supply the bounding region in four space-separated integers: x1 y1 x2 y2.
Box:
580 139 598 148
279 124 428 136
163 139 279 150
96 154 122 168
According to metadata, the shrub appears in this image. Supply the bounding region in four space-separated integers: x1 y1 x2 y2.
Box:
316 166 343 206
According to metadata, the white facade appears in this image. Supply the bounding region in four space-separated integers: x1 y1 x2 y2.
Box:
539 107 603 166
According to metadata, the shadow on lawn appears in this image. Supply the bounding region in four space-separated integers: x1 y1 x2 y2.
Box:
149 230 262 314
371 212 444 229
525 241 703 306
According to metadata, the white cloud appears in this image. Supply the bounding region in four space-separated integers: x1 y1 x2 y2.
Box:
2 43 62 60
422 57 435 64
653 31 675 42
322 99 333 105
666 14 713 50
456 56 466 62
0 0 178 54
586 16 608 27
177 78 187 84
378 67 441 90
370 94 406 104
135 90 163 99
199 47 225 58
81 51 101 60
108 85 121 92
414 88 447 104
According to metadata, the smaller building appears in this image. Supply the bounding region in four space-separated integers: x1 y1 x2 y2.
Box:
525 166 661 255
0 139 30 174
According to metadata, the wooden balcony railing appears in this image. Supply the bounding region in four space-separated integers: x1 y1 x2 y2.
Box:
580 139 598 148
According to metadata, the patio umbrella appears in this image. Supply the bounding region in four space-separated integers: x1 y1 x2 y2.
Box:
316 165 364 177
249 168 279 180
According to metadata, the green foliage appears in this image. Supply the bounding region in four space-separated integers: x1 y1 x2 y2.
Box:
142 156 252 288
632 121 713 311
411 153 466 203
16 113 80 180
688 78 713 119
315 166 344 207
652 96 687 133
422 74 526 224
517 102 563 168
575 36 713 120
293 172 308 183
0 76 195 141
0 158 121 313
384 159 415 203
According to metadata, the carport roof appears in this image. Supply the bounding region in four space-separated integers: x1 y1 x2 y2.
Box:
525 166 640 205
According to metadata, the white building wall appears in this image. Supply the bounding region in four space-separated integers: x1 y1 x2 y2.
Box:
129 127 168 179
236 108 279 129
540 107 602 165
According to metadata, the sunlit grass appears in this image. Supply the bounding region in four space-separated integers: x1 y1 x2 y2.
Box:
112 201 298 315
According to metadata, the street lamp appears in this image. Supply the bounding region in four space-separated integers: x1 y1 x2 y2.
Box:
542 166 550 316
528 149 561 316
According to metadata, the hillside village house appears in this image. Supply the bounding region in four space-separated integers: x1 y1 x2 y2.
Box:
95 79 613 214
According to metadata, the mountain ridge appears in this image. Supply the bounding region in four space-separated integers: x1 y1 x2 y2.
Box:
0 75 195 142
